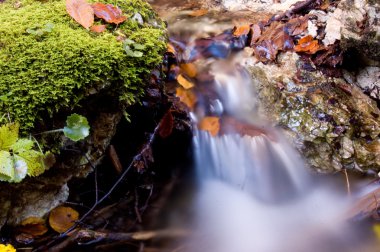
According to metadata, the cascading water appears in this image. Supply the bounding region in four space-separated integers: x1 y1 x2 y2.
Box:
171 51 366 252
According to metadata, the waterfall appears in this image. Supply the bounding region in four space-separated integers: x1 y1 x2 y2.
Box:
179 55 362 252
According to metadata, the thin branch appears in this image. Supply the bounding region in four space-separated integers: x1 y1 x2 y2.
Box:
343 169 351 197
34 123 162 251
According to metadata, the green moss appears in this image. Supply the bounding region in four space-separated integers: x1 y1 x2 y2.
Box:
0 0 166 131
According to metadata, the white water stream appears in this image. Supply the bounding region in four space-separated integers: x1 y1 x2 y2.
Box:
175 55 365 252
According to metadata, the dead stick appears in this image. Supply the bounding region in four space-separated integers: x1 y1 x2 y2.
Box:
343 169 351 197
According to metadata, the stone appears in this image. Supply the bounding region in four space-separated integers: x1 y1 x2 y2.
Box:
0 0 166 227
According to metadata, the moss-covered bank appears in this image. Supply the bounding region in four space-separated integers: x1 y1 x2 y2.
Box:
0 0 166 131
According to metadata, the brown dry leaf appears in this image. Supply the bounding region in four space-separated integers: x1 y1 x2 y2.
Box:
177 74 194 89
91 2 127 24
250 24 261 44
199 117 220 136
294 35 322 54
233 25 251 37
90 24 107 33
66 0 94 29
49 206 79 233
285 16 309 36
176 87 197 109
189 9 208 17
17 217 48 237
158 111 174 138
180 63 197 78
253 21 294 63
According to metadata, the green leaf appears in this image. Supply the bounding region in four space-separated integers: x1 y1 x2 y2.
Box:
15 150 45 177
125 48 143 57
133 43 145 50
0 150 14 181
0 123 19 150
63 114 90 141
11 138 34 153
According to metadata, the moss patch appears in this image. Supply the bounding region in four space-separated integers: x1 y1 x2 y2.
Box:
0 0 166 132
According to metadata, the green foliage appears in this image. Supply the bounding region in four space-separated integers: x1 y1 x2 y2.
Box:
63 114 90 141
0 123 49 183
0 0 166 131
123 39 145 57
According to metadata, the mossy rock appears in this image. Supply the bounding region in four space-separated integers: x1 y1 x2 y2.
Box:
0 0 167 227
0 0 167 132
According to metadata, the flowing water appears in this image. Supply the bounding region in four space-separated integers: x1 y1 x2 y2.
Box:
150 3 377 251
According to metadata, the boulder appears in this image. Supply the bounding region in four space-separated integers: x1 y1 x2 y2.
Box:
0 0 166 227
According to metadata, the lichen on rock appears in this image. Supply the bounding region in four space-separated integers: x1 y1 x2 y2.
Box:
0 0 166 131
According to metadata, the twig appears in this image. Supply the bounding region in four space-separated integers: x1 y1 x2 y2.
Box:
343 169 351 197
135 188 143 223
34 123 162 251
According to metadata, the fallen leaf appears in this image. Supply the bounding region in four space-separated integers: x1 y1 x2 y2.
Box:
233 25 251 37
158 111 174 138
250 24 261 44
167 43 176 54
180 63 197 78
176 87 197 109
91 2 127 24
17 217 48 237
177 74 194 89
284 16 309 36
294 35 322 54
49 206 79 233
90 24 106 33
189 9 208 17
199 117 220 136
66 0 94 29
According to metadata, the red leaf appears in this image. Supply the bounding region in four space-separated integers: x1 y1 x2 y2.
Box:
90 24 106 33
158 111 174 138
66 0 94 29
91 3 127 24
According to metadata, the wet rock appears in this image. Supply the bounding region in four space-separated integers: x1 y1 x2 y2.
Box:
245 51 380 173
330 0 380 62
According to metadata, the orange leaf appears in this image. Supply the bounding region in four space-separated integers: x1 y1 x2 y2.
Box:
294 35 322 54
199 117 220 136
90 24 107 33
18 217 48 237
189 9 208 17
177 74 194 89
180 63 197 78
49 206 79 233
233 25 251 36
167 43 176 54
66 0 94 29
176 87 197 109
158 111 174 138
91 3 127 24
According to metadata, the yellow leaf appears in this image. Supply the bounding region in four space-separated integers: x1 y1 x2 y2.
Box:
0 244 16 252
49 206 79 233
180 63 197 78
199 117 220 136
177 74 194 89
176 87 197 109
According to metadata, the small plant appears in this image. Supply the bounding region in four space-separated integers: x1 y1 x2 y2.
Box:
26 23 55 37
123 39 145 57
0 123 52 183
42 113 90 141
